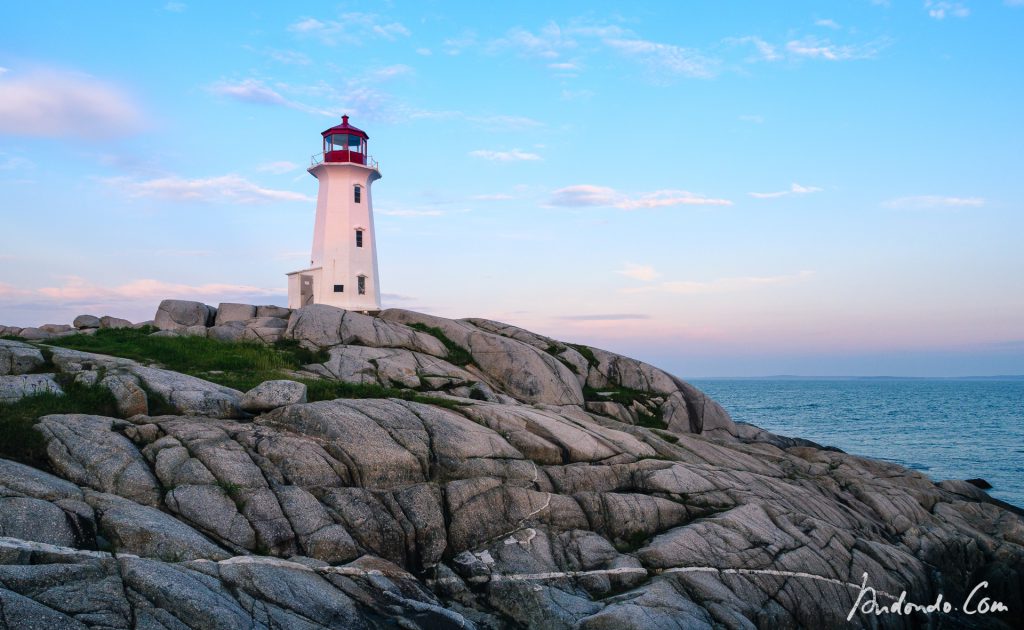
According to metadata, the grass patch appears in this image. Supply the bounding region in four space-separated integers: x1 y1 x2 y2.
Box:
568 343 598 369
45 327 329 391
653 429 679 444
0 380 120 469
406 323 474 366
40 327 468 410
544 343 579 375
583 384 649 406
1 335 28 342
584 385 667 429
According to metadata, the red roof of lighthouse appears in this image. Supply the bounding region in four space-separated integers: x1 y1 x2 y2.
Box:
321 115 368 140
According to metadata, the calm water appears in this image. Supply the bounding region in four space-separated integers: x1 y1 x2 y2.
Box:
689 379 1024 507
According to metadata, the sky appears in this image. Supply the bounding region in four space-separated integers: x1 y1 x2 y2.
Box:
1 1 1022 377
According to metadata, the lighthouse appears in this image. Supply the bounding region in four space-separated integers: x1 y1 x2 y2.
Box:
287 115 382 312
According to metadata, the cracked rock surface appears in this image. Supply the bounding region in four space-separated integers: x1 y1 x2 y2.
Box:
0 302 1021 628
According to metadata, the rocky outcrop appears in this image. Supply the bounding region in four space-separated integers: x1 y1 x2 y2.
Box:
0 339 45 376
0 373 61 402
154 299 216 330
73 314 102 329
0 302 1021 628
240 379 307 412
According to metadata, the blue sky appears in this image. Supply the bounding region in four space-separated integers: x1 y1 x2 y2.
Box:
1 1 1022 376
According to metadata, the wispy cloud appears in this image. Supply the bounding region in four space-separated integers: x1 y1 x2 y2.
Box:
469 149 542 162
256 161 301 175
617 263 661 282
102 174 313 204
377 208 446 217
0 68 143 139
370 64 413 80
557 313 652 321
7 276 278 302
728 36 782 62
209 79 288 106
164 2 186 12
815 18 841 29
748 182 823 199
729 34 888 62
738 114 765 124
549 184 731 209
0 153 33 171
604 38 718 79
881 195 985 209
267 49 311 65
410 110 544 131
622 270 815 295
472 193 516 201
489 23 575 59
924 1 971 19
785 36 887 61
288 14 410 45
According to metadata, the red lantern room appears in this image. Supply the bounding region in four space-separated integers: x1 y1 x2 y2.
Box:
321 115 368 165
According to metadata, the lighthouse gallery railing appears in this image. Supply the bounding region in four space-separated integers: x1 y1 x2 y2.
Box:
310 152 380 172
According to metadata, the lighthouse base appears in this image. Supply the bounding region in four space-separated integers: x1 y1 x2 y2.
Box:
286 267 380 312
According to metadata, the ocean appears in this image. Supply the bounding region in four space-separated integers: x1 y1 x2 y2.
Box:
689 378 1024 508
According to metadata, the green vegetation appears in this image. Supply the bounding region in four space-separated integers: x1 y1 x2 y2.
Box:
1 325 478 470
0 379 120 469
584 385 667 429
41 327 467 410
46 327 328 391
568 343 599 369
544 343 579 375
653 429 680 444
406 323 474 366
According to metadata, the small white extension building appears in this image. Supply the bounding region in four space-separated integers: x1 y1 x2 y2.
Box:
287 116 382 312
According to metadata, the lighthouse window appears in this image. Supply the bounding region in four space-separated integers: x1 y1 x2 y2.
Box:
357 275 366 295
333 284 344 293
354 186 361 203
355 229 363 247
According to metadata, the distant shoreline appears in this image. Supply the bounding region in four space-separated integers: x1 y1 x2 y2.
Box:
689 375 1024 381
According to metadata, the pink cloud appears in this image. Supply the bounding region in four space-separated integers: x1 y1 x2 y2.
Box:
0 68 143 138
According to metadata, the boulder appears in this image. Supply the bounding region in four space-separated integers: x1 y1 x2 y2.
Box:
39 324 73 334
207 322 246 342
215 302 257 325
37 414 162 506
0 339 45 375
132 319 155 329
129 365 242 418
0 373 62 403
100 374 148 417
256 304 292 319
85 490 231 561
0 496 80 547
99 315 133 329
16 327 53 341
154 299 215 331
381 309 584 406
242 326 285 343
283 303 346 347
0 458 84 501
73 314 102 329
240 379 307 413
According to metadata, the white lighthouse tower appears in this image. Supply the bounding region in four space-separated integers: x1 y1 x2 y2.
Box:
287 115 382 312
